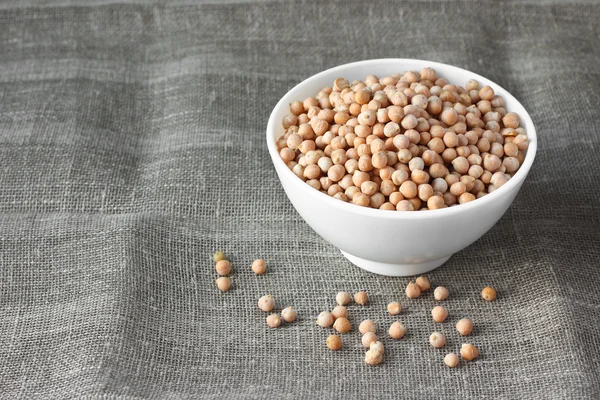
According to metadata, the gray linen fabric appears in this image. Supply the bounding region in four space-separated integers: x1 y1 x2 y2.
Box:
1 1 599 398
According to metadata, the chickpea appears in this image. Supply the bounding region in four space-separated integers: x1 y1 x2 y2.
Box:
266 314 282 328
482 286 497 302
389 321 407 340
415 276 431 291
434 286 449 301
215 260 231 276
444 353 459 368
460 344 479 361
331 305 348 320
362 332 379 348
333 317 351 333
359 319 377 334
387 302 401 315
354 291 368 305
429 332 446 348
216 277 231 292
432 306 448 323
456 318 473 336
406 281 422 298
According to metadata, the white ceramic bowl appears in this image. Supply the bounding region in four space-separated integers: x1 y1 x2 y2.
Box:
267 59 537 276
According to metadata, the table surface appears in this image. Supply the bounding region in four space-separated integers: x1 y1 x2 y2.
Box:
1 1 599 398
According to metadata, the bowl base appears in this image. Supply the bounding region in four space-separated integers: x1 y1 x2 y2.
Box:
340 251 452 277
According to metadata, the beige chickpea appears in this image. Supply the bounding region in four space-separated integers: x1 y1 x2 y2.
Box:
251 259 266 275
429 332 446 348
389 321 407 340
326 334 342 351
359 319 376 334
415 276 431 292
364 349 383 365
396 200 414 211
216 277 231 292
406 281 422 298
336 291 352 306
460 343 479 361
482 286 497 301
459 192 476 204
479 85 495 101
456 318 473 336
444 353 459 368
432 306 448 323
316 311 334 328
362 332 379 348
502 112 520 129
331 305 348 320
215 260 231 276
333 317 351 333
434 286 449 301
354 291 368 305
387 302 401 315
266 313 282 328
290 100 304 116
258 295 275 312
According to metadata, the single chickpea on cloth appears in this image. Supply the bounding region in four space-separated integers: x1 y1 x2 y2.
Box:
277 68 529 211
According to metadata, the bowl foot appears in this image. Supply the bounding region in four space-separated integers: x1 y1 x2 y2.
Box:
340 251 452 277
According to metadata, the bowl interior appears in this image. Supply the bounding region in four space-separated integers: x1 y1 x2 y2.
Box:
266 59 537 219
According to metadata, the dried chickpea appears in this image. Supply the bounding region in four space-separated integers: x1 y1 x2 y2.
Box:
389 321 407 339
354 291 368 305
362 332 379 348
429 332 446 348
365 349 383 365
258 295 275 312
316 311 334 328
215 260 231 276
460 343 479 361
266 313 282 328
331 305 348 320
281 306 297 323
336 291 352 306
415 276 431 292
359 319 377 334
434 286 449 301
432 306 448 323
387 302 401 315
444 353 459 368
326 335 342 351
482 286 497 302
251 259 266 275
333 317 351 333
216 277 231 292
456 318 473 336
406 281 422 298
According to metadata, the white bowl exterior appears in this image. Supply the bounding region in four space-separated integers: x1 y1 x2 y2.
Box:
267 59 537 266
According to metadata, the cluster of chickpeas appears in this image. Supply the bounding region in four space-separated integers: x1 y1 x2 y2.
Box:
316 277 495 367
277 68 530 211
214 251 267 292
214 251 496 368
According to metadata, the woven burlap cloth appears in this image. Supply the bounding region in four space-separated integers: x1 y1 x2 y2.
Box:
0 0 598 398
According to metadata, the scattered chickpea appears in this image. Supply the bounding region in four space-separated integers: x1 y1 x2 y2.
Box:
444 353 459 368
389 321 407 339
251 259 266 275
336 291 352 306
434 286 449 301
481 286 497 302
429 332 446 348
415 276 431 292
362 332 379 348
213 251 226 263
316 311 334 328
456 318 473 336
359 319 376 334
354 291 368 305
432 306 448 323
460 343 479 361
266 313 282 328
258 295 275 312
364 349 383 365
370 341 384 355
331 305 348 320
215 277 231 292
215 260 231 276
406 281 422 298
281 306 297 323
387 301 401 315
333 317 351 333
326 334 342 351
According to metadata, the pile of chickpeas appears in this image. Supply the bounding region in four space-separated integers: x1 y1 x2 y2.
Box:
277 68 529 211
214 251 496 368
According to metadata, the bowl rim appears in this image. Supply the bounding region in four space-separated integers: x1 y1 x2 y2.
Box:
266 58 537 220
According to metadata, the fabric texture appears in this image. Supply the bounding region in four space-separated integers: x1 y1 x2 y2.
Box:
1 1 599 398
